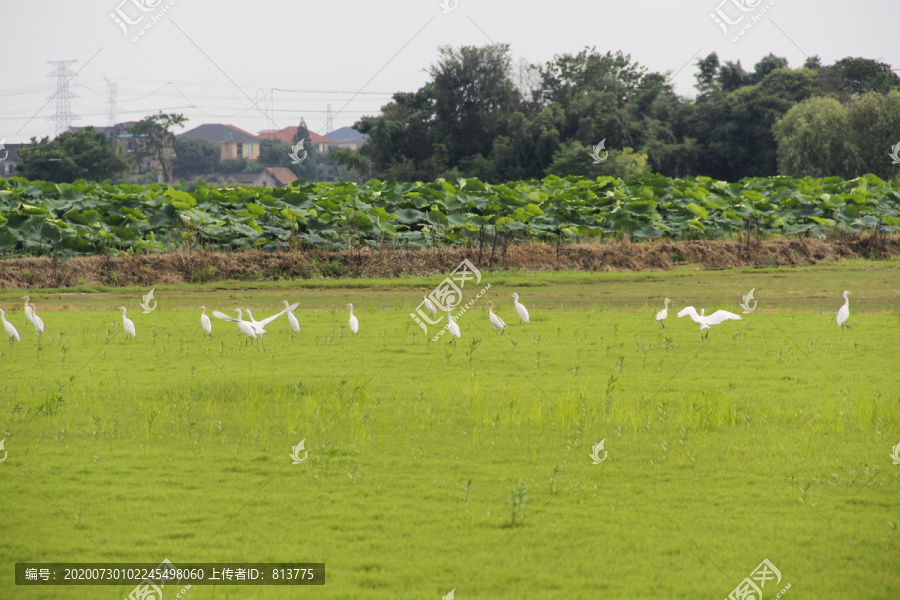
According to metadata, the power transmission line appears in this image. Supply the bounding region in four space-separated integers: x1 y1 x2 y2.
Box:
47 60 79 135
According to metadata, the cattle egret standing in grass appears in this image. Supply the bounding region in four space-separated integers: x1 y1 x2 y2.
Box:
446 307 461 341
22 296 35 324
486 301 506 332
655 298 671 328
0 308 20 346
837 291 851 329
118 307 136 338
510 293 530 324
282 300 301 333
677 306 741 339
199 306 212 337
346 303 359 334
28 301 44 335
420 288 436 315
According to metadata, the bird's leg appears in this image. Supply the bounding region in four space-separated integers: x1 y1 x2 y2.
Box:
261 336 267 352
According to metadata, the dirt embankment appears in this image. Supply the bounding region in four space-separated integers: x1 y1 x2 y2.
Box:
1 236 898 289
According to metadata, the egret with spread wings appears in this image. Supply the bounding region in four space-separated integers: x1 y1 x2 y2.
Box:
677 306 741 339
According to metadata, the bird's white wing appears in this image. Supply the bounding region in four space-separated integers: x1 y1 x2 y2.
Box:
676 306 701 323
256 303 298 327
212 311 239 322
704 310 742 325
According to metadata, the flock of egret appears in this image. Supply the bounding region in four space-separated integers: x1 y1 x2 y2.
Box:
0 290 854 348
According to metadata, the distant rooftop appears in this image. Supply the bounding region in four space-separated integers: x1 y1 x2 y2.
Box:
180 124 259 143
325 126 367 144
258 126 332 144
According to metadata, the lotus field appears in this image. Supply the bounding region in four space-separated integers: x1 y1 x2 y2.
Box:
1 173 900 256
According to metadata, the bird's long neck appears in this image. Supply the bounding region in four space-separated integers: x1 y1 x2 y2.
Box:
843 293 850 306
349 306 354 317
664 299 669 308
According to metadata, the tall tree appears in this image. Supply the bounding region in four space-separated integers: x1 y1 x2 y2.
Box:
289 120 319 180
772 96 861 178
430 44 522 166
19 127 129 183
825 57 900 97
357 85 437 180
128 113 186 183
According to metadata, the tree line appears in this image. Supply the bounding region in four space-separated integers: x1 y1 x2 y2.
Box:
346 46 900 182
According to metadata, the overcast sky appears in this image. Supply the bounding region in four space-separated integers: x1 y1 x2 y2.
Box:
2 0 898 144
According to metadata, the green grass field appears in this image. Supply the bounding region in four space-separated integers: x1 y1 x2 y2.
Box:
2 260 900 599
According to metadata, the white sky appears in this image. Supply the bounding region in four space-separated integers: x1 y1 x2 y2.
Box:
2 0 898 143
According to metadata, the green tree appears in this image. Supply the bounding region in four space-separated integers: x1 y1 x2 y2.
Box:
845 91 900 180
289 120 319 180
772 96 860 178
19 127 129 183
690 62 818 180
774 91 900 180
128 113 186 183
357 86 438 180
173 137 220 179
825 57 900 97
430 44 522 167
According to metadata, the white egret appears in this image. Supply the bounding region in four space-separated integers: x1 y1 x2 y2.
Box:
677 306 741 339
420 288 437 315
655 298 671 329
446 307 461 341
0 308 21 346
21 296 35 324
836 291 851 329
199 306 212 337
28 301 44 335
486 301 506 332
244 304 297 351
346 303 359 334
510 293 530 324
118 307 136 338
213 309 261 349
282 300 301 333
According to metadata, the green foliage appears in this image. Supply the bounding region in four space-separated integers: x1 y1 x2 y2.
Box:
546 142 649 180
774 91 900 180
172 137 221 178
2 172 900 256
18 127 130 183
